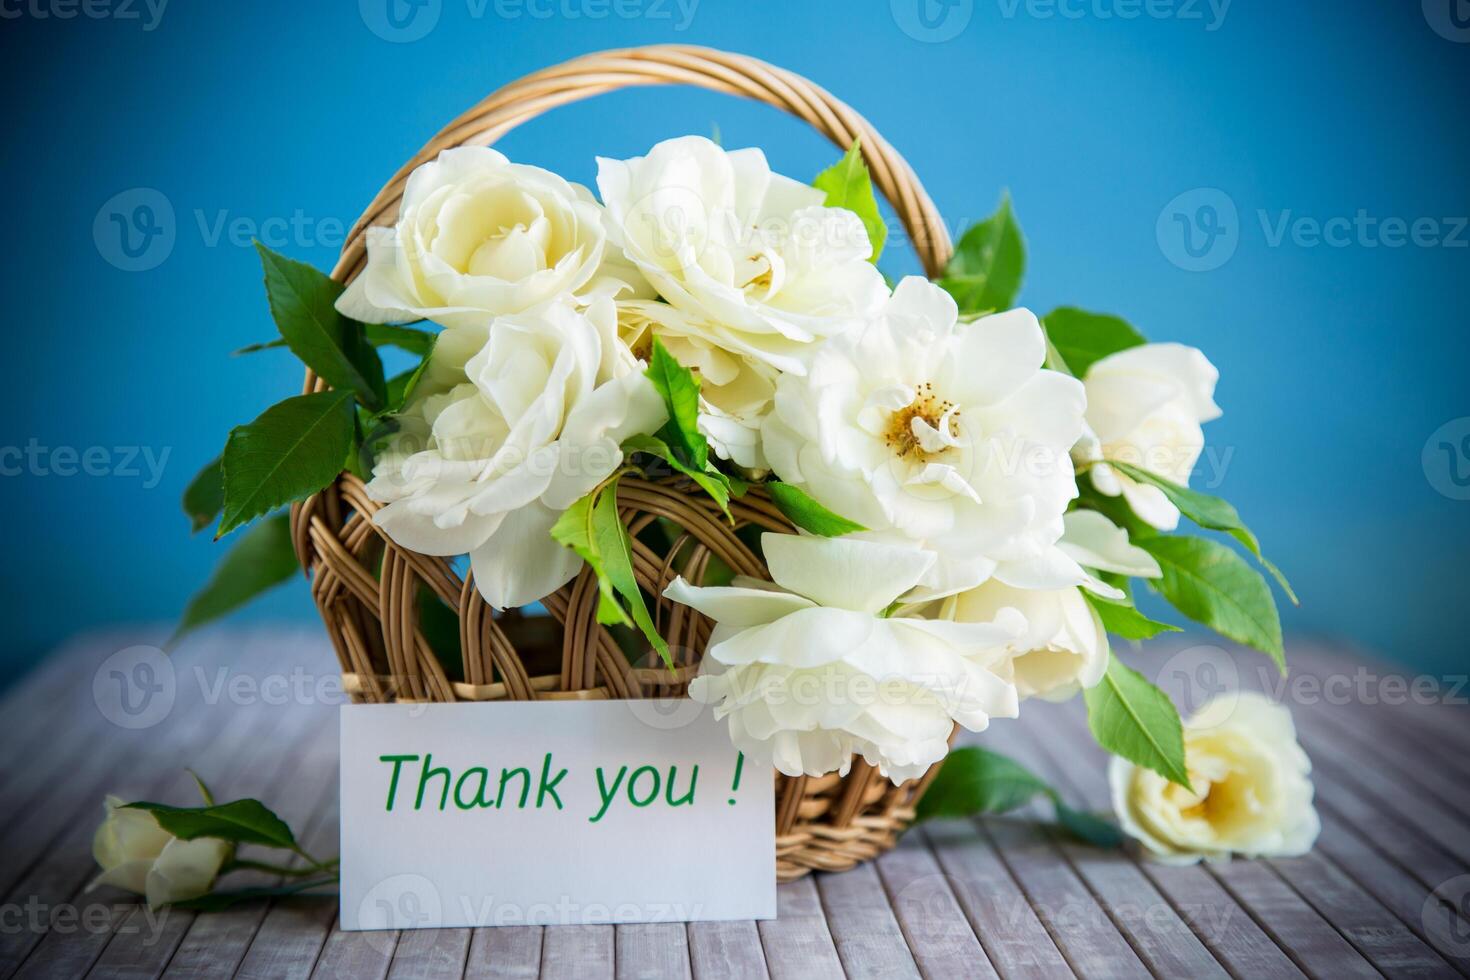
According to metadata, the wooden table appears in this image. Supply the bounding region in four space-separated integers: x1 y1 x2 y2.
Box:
1 627 1466 979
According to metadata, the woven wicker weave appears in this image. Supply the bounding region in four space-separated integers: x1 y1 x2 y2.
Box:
292 45 956 881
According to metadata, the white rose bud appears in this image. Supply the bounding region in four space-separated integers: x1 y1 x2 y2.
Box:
1109 692 1320 864
1079 343 1222 531
89 796 230 909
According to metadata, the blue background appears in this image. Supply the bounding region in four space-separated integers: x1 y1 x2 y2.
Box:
2 0 1466 680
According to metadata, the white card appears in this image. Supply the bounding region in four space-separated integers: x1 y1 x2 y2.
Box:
339 700 775 929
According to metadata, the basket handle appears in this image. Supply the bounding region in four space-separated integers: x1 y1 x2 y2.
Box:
329 44 953 284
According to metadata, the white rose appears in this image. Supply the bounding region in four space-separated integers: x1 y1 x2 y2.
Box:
1079 343 1222 530
89 796 230 909
761 277 1090 601
596 136 888 375
617 299 777 471
942 583 1108 703
665 533 1026 783
337 147 638 330
937 508 1164 701
1110 691 1320 864
367 296 667 608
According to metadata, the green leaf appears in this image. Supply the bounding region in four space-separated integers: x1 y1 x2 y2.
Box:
1137 535 1285 670
1084 656 1191 789
938 194 1025 314
916 746 1051 820
591 481 672 669
1053 799 1125 849
232 338 286 356
766 483 865 536
1041 308 1147 377
622 434 731 518
255 242 386 410
234 322 434 359
385 337 437 415
173 514 299 644
1083 590 1180 641
217 390 355 537
550 492 631 628
915 747 1122 848
124 798 299 850
1105 460 1297 603
187 770 216 806
550 478 672 667
365 321 435 356
812 139 887 263
645 339 707 470
169 877 338 912
182 456 224 534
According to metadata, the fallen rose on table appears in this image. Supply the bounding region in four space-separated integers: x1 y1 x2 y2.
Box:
88 773 335 910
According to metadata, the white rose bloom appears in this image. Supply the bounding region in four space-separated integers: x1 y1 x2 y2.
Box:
762 277 1090 601
617 299 777 471
336 147 638 330
1079 343 1222 530
89 797 230 909
936 509 1164 702
596 136 888 375
942 583 1108 703
665 534 1026 783
367 296 667 608
1110 691 1320 864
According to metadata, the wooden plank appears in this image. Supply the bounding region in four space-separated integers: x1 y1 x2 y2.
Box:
980 814 1151 979
1209 859 1379 979
1291 691 1470 818
1267 850 1457 978
614 923 691 979
538 926 613 980
310 930 396 980
755 877 843 980
686 920 768 980
873 834 998 980
226 779 342 980
920 819 1074 979
1298 731 1470 868
812 860 922 979
387 927 472 979
461 925 543 980
1313 817 1470 970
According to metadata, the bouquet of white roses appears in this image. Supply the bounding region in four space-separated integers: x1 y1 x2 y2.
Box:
178 129 1309 865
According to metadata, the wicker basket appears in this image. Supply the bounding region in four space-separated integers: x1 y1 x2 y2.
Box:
291 45 956 882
